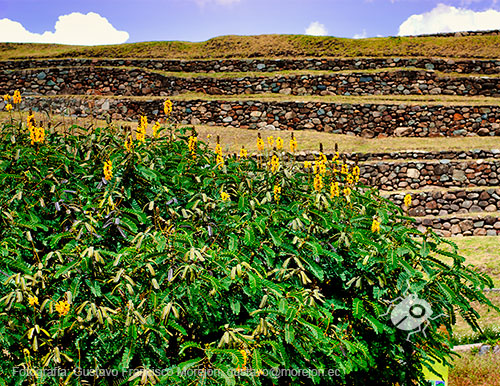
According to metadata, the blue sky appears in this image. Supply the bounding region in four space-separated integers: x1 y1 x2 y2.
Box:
1 0 500 45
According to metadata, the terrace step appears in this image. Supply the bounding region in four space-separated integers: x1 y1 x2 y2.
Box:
13 95 500 138
384 187 500 217
2 57 500 74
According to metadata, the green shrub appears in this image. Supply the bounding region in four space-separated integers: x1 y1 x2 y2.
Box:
0 107 498 386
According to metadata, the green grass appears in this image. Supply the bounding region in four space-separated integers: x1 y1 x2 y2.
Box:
2 34 500 60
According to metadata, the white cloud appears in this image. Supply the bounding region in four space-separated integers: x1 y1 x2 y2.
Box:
0 12 129 46
398 3 500 36
353 29 367 39
305 21 328 36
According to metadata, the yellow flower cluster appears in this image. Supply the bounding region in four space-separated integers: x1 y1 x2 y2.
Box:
124 136 133 152
304 160 312 170
289 135 298 153
404 193 412 208
188 135 197 157
239 146 248 159
313 173 324 192
274 184 281 203
164 99 173 116
55 300 70 317
314 153 327 175
13 90 21 104
215 141 224 169
3 90 21 111
371 218 381 233
137 116 147 143
270 155 280 173
330 181 340 198
257 135 265 152
152 121 161 138
28 296 39 307
103 160 113 181
221 191 230 202
276 137 283 150
267 136 274 147
28 119 45 146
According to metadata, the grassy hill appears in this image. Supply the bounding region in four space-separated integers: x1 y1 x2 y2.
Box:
2 33 500 60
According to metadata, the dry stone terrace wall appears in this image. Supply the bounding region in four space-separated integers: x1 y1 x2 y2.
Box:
300 149 500 161
414 215 500 237
361 159 500 191
11 97 500 137
386 188 500 217
3 67 500 97
1 57 500 74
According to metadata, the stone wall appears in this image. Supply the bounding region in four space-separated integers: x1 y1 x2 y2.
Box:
386 188 500 216
414 215 500 237
360 159 499 190
1 57 500 74
12 97 500 137
3 67 500 97
299 149 500 162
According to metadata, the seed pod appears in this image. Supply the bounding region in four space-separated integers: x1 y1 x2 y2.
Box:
146 263 156 276
54 347 61 363
259 294 268 308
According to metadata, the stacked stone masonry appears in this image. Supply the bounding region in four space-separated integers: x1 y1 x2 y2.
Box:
1 57 500 74
360 159 499 190
2 67 500 98
414 216 500 237
386 188 500 217
10 97 500 137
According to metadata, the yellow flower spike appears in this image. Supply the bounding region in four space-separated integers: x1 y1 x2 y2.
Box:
343 186 351 197
341 164 349 175
216 154 224 170
215 143 222 156
273 184 281 203
5 103 13 112
304 160 312 170
330 182 340 198
267 136 274 147
188 136 198 156
352 165 360 176
371 218 381 233
346 174 354 185
220 191 230 202
239 146 248 159
124 136 133 152
257 136 265 152
136 115 147 143
404 194 412 208
270 155 280 173
13 90 21 104
290 134 298 153
28 296 39 307
152 121 161 138
55 300 70 317
103 160 113 181
163 99 173 116
276 137 283 150
27 114 35 127
3 94 10 102
313 174 323 192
